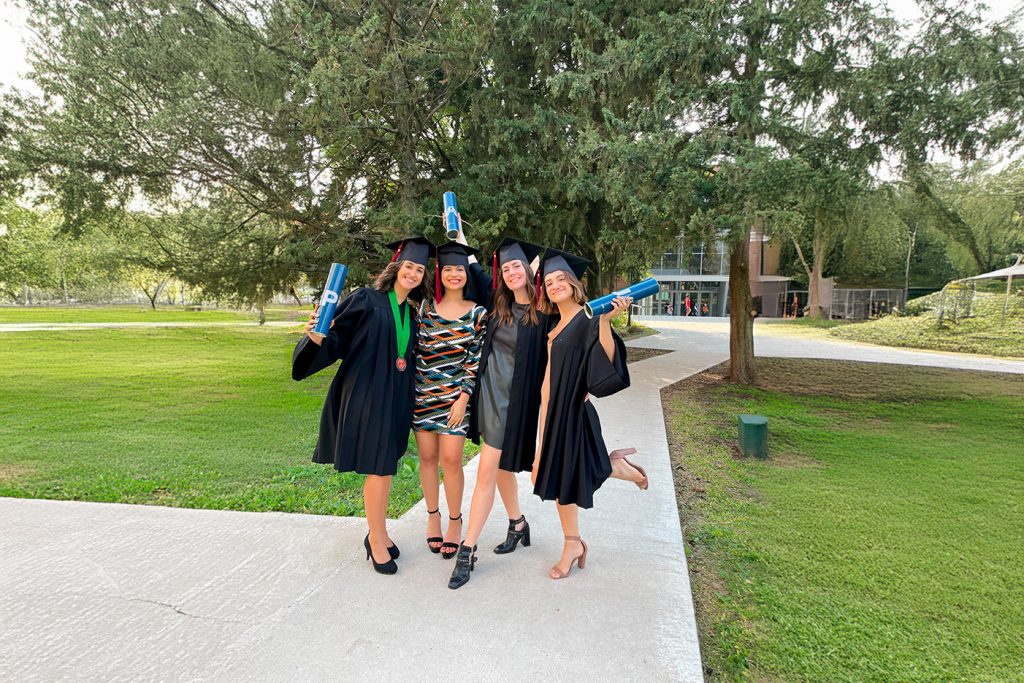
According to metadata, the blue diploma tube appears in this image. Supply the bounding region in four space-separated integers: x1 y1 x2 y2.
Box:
313 263 348 338
443 191 460 240
584 277 660 318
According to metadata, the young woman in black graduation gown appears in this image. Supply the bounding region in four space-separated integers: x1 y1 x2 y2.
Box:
447 235 551 589
532 249 649 580
292 237 432 575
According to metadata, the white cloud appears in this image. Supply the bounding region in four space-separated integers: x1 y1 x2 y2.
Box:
0 1 31 91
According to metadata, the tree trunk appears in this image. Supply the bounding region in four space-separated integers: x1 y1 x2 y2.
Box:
808 220 826 318
903 226 917 303
153 278 168 307
61 275 69 305
289 286 302 306
728 232 756 384
581 199 604 298
390 16 419 218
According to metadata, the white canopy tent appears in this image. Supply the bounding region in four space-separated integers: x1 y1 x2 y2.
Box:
966 255 1024 324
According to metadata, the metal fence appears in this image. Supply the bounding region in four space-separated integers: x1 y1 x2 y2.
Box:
829 288 906 320
935 281 976 325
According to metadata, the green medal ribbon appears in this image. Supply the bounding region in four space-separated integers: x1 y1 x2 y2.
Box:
388 289 411 364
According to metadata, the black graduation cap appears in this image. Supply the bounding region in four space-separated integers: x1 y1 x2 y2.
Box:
434 242 482 303
385 236 433 268
491 237 545 290
436 242 481 269
539 247 590 281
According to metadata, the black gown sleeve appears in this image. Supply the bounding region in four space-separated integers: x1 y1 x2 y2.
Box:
586 317 630 397
468 261 494 310
291 288 373 381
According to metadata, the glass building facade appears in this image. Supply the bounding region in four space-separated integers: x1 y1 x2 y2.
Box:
643 239 730 317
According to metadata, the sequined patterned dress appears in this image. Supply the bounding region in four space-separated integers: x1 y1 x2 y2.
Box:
413 302 488 436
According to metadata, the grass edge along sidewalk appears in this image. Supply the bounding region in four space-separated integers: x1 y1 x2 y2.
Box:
0 320 652 517
0 325 427 517
664 358 1024 682
0 304 312 324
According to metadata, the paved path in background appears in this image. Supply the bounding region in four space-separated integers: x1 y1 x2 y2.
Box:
635 316 1024 375
4 319 1022 682
0 321 298 332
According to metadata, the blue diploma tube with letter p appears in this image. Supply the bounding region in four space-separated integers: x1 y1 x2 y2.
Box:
443 191 460 240
312 263 348 338
584 277 659 319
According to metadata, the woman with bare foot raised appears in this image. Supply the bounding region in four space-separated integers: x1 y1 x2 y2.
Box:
531 248 648 580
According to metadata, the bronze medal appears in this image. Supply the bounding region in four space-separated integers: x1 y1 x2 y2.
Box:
396 358 407 372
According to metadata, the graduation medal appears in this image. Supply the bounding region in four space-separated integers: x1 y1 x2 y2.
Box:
388 289 411 372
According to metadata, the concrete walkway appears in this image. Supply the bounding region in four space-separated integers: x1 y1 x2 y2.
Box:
0 323 713 682
4 319 1022 682
635 316 1024 375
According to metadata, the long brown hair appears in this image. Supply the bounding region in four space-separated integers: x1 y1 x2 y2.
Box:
373 261 432 304
493 262 540 327
538 270 586 315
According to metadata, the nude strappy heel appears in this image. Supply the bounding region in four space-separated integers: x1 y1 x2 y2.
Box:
550 536 587 579
610 447 648 490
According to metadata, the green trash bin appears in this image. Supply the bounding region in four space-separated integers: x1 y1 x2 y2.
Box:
738 414 768 458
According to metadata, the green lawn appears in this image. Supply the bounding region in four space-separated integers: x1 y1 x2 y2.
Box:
829 292 1024 358
0 326 438 517
665 358 1024 682
0 305 253 323
0 304 312 324
612 314 657 341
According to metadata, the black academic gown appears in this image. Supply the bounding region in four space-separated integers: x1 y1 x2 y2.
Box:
291 287 417 476
466 262 552 473
533 311 630 509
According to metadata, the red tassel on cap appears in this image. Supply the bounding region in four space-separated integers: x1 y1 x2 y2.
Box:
435 265 442 303
492 251 498 290
534 268 542 303
390 239 405 263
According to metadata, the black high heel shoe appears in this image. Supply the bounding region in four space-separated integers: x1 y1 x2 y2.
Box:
440 513 462 559
387 541 400 560
448 543 477 590
494 515 531 554
425 507 442 554
364 534 397 575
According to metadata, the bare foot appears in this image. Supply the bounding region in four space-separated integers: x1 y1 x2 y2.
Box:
444 515 463 548
425 509 442 552
426 512 442 551
610 457 646 485
549 538 585 579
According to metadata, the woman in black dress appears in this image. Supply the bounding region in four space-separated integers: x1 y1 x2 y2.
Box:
292 237 432 575
448 236 551 590
532 248 648 580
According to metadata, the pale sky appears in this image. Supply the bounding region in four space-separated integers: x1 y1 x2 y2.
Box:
2 0 1020 89
1 0 1020 176
1 0 1020 91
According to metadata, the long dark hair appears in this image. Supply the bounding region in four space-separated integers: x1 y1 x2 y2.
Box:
493 261 539 326
373 261 432 304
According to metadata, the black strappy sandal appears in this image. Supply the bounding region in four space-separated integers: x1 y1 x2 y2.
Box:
425 508 443 554
448 543 477 589
494 515 531 555
441 513 462 559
